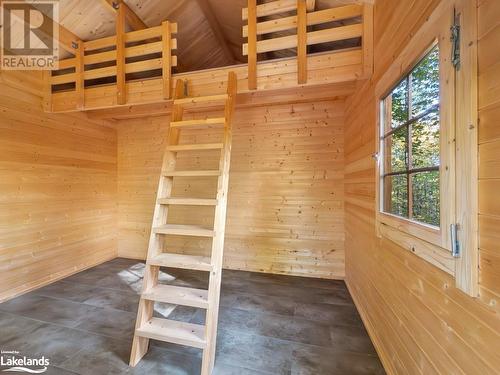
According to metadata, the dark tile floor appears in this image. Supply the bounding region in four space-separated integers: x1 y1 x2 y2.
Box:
0 258 385 375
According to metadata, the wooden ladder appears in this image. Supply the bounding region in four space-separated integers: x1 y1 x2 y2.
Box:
129 72 237 375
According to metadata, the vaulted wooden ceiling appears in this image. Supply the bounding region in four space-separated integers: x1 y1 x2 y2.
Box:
47 0 366 72
53 0 246 72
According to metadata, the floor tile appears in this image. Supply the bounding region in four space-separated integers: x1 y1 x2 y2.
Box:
230 293 297 316
291 344 385 375
33 281 97 303
216 307 332 347
330 324 377 355
0 311 46 344
0 294 99 328
44 366 81 375
213 362 273 375
95 271 143 293
150 340 203 359
215 329 294 375
2 323 104 366
153 302 200 323
247 271 345 291
62 268 111 286
294 302 364 327
58 335 131 375
129 346 201 375
73 307 136 339
81 287 140 313
222 278 352 306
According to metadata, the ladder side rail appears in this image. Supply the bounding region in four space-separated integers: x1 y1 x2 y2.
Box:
201 72 237 375
130 80 185 367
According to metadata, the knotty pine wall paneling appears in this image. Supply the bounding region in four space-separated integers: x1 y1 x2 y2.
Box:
344 0 500 374
117 100 346 279
0 71 118 302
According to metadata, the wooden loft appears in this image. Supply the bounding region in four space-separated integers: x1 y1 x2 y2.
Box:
45 0 373 113
45 21 178 112
243 0 373 88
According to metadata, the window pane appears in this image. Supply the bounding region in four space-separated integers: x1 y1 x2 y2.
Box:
411 111 440 168
388 79 408 128
411 46 439 117
384 174 408 218
384 127 408 173
412 171 440 226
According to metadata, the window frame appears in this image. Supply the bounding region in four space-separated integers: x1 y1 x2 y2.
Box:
381 46 441 228
374 0 478 296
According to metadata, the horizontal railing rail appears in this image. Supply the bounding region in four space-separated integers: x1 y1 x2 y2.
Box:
46 21 177 111
242 0 372 89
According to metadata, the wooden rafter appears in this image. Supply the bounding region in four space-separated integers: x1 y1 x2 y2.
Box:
195 0 236 65
58 25 83 54
99 0 148 30
12 2 81 54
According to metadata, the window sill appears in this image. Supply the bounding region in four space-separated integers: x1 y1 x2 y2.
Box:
377 220 455 276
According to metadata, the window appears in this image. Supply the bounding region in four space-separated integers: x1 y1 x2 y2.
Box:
381 46 441 227
374 0 478 297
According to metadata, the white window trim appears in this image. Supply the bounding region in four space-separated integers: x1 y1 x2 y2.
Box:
374 0 478 297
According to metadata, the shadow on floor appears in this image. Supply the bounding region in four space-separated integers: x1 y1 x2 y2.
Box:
0 258 385 375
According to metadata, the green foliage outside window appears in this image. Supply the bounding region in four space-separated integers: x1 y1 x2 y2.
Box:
382 46 440 227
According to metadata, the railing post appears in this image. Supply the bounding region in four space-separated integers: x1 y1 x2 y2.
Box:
161 21 172 100
297 0 307 84
116 0 126 105
43 71 52 112
247 0 257 90
362 3 374 78
75 42 85 110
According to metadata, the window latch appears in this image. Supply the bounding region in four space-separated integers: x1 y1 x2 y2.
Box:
450 9 461 70
450 224 460 257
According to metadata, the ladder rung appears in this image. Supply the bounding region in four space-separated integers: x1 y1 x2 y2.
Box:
142 284 209 309
135 317 206 349
157 198 217 206
153 224 214 237
170 117 225 128
163 170 220 177
174 94 228 106
167 143 223 151
148 253 213 271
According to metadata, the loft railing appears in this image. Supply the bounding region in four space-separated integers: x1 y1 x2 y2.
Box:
45 21 177 111
242 0 373 90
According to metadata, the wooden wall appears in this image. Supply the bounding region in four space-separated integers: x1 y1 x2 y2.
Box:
0 71 118 302
344 0 500 374
117 100 346 279
477 0 500 310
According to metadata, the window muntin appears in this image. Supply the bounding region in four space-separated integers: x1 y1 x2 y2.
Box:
381 46 441 227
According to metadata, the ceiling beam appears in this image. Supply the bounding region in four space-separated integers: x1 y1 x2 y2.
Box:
195 0 237 65
58 24 83 53
99 0 148 30
11 2 82 54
